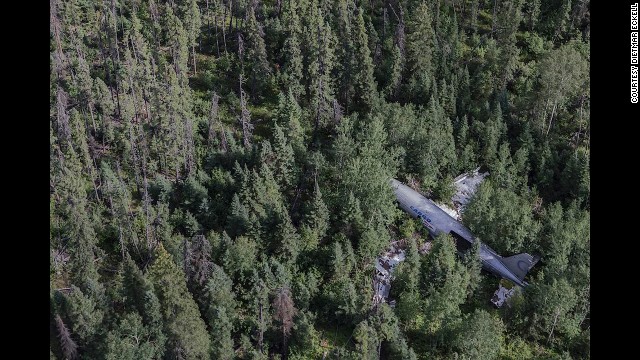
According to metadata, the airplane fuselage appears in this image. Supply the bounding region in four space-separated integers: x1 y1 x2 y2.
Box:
391 179 529 287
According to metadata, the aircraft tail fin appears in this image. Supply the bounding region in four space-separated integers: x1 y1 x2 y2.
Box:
502 253 540 281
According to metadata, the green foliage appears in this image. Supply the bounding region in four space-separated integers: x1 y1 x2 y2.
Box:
351 6 378 112
464 180 542 254
50 0 589 357
148 244 210 359
61 286 104 345
406 1 435 103
204 265 236 359
453 309 505 360
104 313 162 360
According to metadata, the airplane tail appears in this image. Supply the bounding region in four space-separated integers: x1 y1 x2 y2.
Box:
502 253 540 282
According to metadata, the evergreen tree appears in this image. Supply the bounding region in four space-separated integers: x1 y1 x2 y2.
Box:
406 1 435 103
351 6 378 112
463 180 541 254
274 90 306 156
453 309 505 359
303 0 336 134
49 0 591 357
301 180 330 250
334 0 354 111
282 0 304 100
272 123 296 191
148 244 211 359
104 313 162 360
204 265 237 359
244 2 270 96
535 42 589 136
385 44 404 99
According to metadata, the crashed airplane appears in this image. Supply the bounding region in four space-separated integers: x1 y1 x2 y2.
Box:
390 179 539 287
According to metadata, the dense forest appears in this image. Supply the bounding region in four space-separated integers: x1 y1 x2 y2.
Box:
50 0 590 358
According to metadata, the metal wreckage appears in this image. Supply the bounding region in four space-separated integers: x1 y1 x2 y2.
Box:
373 169 540 308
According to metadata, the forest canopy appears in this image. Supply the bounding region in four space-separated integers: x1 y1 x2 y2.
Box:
50 0 590 359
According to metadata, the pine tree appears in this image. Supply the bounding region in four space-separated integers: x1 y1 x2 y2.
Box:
59 285 105 353
163 4 190 81
208 91 228 152
121 257 166 357
52 144 101 293
282 0 304 100
494 0 525 90
301 180 329 250
204 265 237 359
406 1 435 103
223 235 259 283
334 0 354 110
185 234 214 293
386 44 404 99
272 123 296 191
351 6 378 112
463 180 541 254
453 310 505 359
147 244 210 359
104 313 161 360
244 2 270 96
481 102 507 167
275 211 301 264
182 0 202 74
274 90 306 156
304 0 336 135
248 272 271 356
353 320 379 359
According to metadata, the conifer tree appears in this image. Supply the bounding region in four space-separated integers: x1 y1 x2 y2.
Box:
148 244 210 359
245 2 270 96
351 6 378 112
304 0 336 134
282 0 304 100
406 1 435 103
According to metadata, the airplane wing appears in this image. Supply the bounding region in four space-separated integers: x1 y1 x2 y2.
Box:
451 167 489 215
433 168 489 220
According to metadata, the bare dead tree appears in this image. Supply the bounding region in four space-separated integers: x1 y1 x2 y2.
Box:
208 92 219 145
332 99 343 128
237 32 244 67
182 236 193 276
228 0 234 36
55 315 78 360
142 173 154 250
56 88 71 145
218 0 228 54
208 92 228 152
382 6 388 39
273 286 297 359
115 161 141 256
186 234 213 287
238 75 253 149
206 0 218 56
393 5 405 55
258 302 265 352
50 0 67 79
184 116 196 176
107 0 122 115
